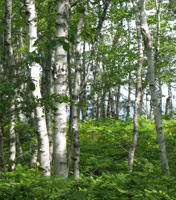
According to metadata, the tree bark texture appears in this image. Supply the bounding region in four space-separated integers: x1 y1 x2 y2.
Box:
53 0 70 178
72 8 85 180
139 0 169 173
4 0 16 172
128 0 144 173
0 128 5 173
25 0 50 176
155 0 162 113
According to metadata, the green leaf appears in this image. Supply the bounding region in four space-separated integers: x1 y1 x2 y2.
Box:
29 82 36 91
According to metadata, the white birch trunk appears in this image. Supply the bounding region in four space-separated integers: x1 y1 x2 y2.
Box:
25 0 50 176
8 109 16 171
53 0 70 178
128 0 144 173
72 8 85 180
139 0 169 173
4 0 16 172
126 72 131 120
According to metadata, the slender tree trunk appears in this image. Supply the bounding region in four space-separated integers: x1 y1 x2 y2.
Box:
155 0 162 113
72 8 85 180
145 90 149 119
81 42 87 120
150 99 154 121
128 0 144 173
4 0 16 172
16 132 23 161
139 89 144 115
110 88 115 117
126 72 131 120
115 85 121 119
0 128 5 173
165 83 173 116
107 91 111 117
53 0 70 178
67 48 74 175
25 0 50 176
29 112 38 168
41 2 54 163
93 92 98 119
81 0 111 94
92 57 101 119
100 89 106 118
8 110 16 172
139 0 169 173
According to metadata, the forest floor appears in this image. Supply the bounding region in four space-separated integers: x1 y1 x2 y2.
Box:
1 117 176 200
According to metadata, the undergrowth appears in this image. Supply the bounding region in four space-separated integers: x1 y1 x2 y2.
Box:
1 117 176 200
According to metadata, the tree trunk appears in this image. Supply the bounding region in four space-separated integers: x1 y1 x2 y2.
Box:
41 2 54 164
53 0 70 178
150 99 154 121
165 83 173 116
128 0 144 173
155 0 162 113
126 72 131 120
139 0 169 173
110 88 115 117
100 89 106 118
81 0 111 95
115 85 121 119
25 0 50 176
0 128 5 173
3 0 16 172
8 109 16 172
107 91 111 117
80 42 87 120
72 8 85 180
16 132 23 161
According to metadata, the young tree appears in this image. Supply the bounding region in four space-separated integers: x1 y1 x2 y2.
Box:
128 0 144 173
139 0 169 173
72 7 85 180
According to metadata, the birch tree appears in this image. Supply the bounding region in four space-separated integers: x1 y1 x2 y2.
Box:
0 128 5 173
72 8 85 180
53 0 70 178
155 0 162 112
139 0 169 173
81 0 111 94
25 0 50 177
128 0 144 173
3 0 16 172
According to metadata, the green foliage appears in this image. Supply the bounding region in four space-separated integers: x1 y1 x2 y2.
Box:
0 165 74 200
1 118 176 200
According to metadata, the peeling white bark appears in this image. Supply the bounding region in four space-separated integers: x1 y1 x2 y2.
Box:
128 0 144 173
53 0 70 178
4 0 16 172
25 0 50 176
72 8 85 180
139 0 169 173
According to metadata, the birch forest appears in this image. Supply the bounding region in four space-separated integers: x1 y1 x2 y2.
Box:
0 0 176 199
